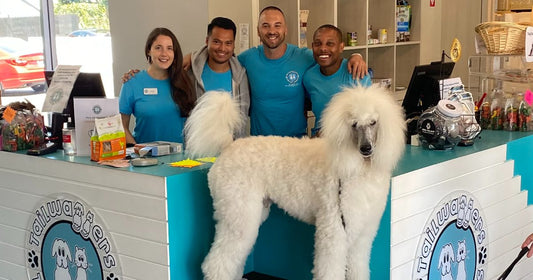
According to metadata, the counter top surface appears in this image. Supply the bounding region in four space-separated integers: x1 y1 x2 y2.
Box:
394 130 533 176
3 130 532 178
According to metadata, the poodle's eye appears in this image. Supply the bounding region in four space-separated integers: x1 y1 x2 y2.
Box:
369 120 376 126
351 122 357 128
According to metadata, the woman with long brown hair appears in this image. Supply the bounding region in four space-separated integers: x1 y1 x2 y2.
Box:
119 27 195 144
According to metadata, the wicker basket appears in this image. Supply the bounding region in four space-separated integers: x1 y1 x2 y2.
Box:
475 22 528 55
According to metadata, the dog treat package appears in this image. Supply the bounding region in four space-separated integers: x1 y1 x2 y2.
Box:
90 114 126 161
0 104 45 152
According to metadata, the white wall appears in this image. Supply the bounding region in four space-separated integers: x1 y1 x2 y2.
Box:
108 0 208 97
420 0 443 64
441 0 484 85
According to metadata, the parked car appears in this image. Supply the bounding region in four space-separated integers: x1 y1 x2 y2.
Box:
68 30 97 37
0 37 45 91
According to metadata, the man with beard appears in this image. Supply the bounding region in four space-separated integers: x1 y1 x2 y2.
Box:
189 17 250 137
238 6 367 137
303 24 372 136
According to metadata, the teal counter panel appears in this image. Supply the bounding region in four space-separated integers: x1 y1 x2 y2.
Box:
507 135 533 203
166 169 213 279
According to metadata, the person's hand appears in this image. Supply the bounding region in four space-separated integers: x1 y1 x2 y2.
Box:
521 233 533 257
122 69 140 83
347 53 368 80
183 53 192 71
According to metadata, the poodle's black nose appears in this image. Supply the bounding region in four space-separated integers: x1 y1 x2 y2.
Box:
360 144 373 156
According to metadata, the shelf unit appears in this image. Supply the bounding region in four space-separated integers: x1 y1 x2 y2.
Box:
468 54 533 102
253 0 421 101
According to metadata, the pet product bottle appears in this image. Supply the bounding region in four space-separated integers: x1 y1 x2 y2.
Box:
62 117 76 155
518 93 533 131
490 88 504 130
367 25 373 44
379 29 387 44
503 93 519 131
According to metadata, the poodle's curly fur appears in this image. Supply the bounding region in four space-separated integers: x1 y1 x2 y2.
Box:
185 85 406 280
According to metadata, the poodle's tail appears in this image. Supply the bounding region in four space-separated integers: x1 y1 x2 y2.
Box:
184 91 245 157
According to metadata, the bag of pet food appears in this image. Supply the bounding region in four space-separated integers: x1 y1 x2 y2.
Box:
90 114 126 161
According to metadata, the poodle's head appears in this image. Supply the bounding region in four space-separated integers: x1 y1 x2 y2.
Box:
52 238 71 269
320 85 406 177
438 243 455 275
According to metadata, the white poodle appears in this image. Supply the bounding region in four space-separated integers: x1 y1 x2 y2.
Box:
185 86 406 280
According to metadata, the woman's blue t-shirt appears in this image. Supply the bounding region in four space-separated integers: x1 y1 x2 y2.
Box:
119 70 185 143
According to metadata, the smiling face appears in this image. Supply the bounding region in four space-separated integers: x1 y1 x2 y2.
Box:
312 26 344 76
257 9 287 50
147 34 174 72
206 26 235 67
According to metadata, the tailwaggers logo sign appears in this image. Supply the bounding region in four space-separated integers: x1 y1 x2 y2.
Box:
26 193 122 280
412 191 488 280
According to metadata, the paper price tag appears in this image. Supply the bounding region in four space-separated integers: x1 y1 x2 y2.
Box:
3 106 16 123
526 27 533 62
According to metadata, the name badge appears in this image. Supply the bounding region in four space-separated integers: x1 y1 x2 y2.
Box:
144 88 158 95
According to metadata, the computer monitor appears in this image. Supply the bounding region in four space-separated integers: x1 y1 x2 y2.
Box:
44 71 106 125
44 71 106 145
402 61 455 119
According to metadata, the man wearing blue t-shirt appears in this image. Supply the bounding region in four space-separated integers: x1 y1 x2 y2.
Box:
303 24 372 136
189 17 250 138
238 6 367 137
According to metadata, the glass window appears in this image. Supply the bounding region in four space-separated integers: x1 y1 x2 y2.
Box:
53 0 113 96
0 0 46 107
0 0 113 110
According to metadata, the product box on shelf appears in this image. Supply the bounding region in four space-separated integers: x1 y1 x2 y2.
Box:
396 5 411 42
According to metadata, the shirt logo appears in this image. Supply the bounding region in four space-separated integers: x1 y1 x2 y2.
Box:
285 71 299 85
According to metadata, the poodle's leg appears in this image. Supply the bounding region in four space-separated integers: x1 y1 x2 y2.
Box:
312 211 347 280
345 235 372 280
345 215 381 280
202 195 265 280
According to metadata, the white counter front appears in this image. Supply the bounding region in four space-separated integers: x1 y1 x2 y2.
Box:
1 130 533 279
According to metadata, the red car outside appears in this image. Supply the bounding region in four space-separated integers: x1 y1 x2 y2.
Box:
0 37 45 91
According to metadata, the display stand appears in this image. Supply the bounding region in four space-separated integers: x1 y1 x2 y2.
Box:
468 54 533 102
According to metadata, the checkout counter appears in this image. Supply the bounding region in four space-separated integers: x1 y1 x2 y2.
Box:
1 130 533 279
